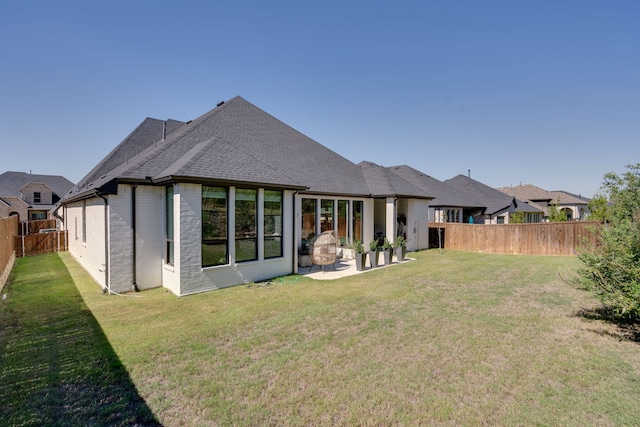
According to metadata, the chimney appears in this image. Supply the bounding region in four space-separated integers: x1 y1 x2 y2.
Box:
162 121 167 141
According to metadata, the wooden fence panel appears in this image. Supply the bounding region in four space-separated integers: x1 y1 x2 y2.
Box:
21 219 57 235
1 216 18 268
15 231 68 257
1 216 19 289
429 221 600 256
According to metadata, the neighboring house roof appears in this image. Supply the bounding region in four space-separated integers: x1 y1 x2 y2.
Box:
387 165 483 208
0 171 74 200
497 185 589 217
66 96 372 202
358 162 433 199
496 184 551 202
445 174 541 215
549 190 591 205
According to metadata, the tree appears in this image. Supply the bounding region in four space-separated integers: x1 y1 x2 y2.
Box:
547 198 568 222
572 163 640 318
586 194 609 222
509 211 525 224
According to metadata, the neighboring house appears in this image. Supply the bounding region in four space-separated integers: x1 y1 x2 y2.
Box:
358 162 432 249
496 184 590 221
445 175 544 224
387 165 486 224
0 171 74 221
58 96 431 296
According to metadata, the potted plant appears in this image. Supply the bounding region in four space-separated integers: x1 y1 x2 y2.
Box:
382 237 393 265
393 235 408 262
353 240 366 271
368 239 380 268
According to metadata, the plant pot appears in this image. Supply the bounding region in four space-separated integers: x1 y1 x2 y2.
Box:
396 246 406 262
369 250 379 268
355 253 366 271
383 249 393 265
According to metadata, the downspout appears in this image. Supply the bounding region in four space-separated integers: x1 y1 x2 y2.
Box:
131 184 139 292
97 193 110 294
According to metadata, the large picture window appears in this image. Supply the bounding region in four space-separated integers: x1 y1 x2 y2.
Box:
166 186 174 265
338 200 348 246
235 189 257 262
264 190 283 259
202 186 228 267
321 199 334 233
352 200 363 243
301 198 316 254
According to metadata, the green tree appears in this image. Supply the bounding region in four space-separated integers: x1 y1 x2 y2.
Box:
586 194 609 221
573 163 640 318
547 198 568 222
509 211 525 224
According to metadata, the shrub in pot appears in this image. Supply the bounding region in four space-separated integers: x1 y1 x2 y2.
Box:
354 240 366 271
368 239 380 268
382 237 393 265
394 235 408 262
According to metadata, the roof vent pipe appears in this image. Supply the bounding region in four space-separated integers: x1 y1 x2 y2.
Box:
468 169 471 178
162 120 167 141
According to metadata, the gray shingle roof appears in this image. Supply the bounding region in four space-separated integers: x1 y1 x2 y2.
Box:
0 171 74 198
358 162 432 198
445 174 516 215
78 117 186 188
67 97 372 200
497 185 589 209
387 165 483 208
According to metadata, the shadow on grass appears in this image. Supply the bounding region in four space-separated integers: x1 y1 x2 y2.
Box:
574 306 640 343
0 254 161 426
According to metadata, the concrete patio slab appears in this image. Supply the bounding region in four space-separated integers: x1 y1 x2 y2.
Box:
298 255 413 280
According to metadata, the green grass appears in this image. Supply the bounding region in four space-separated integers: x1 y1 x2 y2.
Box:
0 254 160 427
3 251 640 425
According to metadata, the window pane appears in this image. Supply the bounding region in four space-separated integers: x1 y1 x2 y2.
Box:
235 189 257 262
321 199 334 233
166 186 174 265
202 186 228 267
338 200 348 246
301 198 316 254
264 190 283 258
352 201 363 243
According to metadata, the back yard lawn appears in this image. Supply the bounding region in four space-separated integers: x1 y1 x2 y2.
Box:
2 251 640 426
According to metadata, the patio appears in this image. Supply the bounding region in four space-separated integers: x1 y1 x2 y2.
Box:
298 254 412 280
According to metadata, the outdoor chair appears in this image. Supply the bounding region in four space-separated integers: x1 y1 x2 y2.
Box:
308 230 338 272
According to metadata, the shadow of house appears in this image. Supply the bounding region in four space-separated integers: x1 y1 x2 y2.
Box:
0 255 161 426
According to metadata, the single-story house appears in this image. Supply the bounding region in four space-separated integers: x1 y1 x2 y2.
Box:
496 184 590 221
0 171 74 221
57 96 432 296
387 165 486 223
444 175 544 224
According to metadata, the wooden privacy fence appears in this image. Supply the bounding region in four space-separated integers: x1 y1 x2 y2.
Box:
19 218 57 235
429 221 601 256
15 230 68 257
1 216 19 290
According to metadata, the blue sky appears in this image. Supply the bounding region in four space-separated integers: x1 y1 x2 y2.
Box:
1 1 638 198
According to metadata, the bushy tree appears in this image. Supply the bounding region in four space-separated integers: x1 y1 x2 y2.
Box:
586 194 609 221
573 163 640 318
547 198 568 222
509 211 525 224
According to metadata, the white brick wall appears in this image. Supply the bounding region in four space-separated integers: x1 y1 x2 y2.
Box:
176 184 296 296
133 185 163 290
66 198 107 289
